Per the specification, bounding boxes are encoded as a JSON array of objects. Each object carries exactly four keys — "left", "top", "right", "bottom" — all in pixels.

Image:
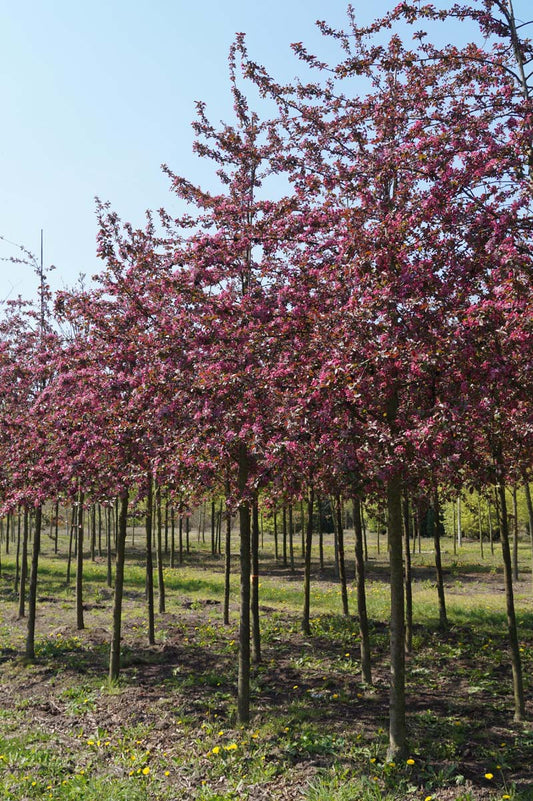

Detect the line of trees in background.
[{"left": 0, "top": 0, "right": 532, "bottom": 760}]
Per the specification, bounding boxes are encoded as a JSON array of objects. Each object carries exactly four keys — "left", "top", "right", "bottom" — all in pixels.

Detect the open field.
[{"left": 0, "top": 526, "right": 531, "bottom": 800}]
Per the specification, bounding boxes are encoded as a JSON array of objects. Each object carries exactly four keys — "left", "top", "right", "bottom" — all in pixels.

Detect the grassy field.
[{"left": 0, "top": 523, "right": 531, "bottom": 801}]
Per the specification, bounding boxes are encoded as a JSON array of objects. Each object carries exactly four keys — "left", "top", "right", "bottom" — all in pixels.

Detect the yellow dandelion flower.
[
  {"left": 406, "top": 758, "right": 415, "bottom": 765},
  {"left": 485, "top": 772, "right": 494, "bottom": 780},
  {"left": 225, "top": 743, "right": 238, "bottom": 751},
  {"left": 164, "top": 770, "right": 170, "bottom": 776},
  {"left": 142, "top": 766, "right": 150, "bottom": 775},
  {"left": 211, "top": 746, "right": 221, "bottom": 755}
]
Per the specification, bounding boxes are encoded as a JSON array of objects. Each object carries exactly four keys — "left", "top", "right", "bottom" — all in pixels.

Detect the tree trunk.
[
  {"left": 156, "top": 487, "right": 165, "bottom": 614},
  {"left": 98, "top": 504, "right": 102, "bottom": 557},
  {"left": 273, "top": 504, "right": 278, "bottom": 561},
  {"left": 251, "top": 496, "right": 261, "bottom": 663},
  {"left": 90, "top": 504, "right": 96, "bottom": 561},
  {"left": 478, "top": 496, "right": 485, "bottom": 559},
  {"left": 224, "top": 491, "right": 232, "bottom": 626},
  {"left": 335, "top": 495, "right": 349, "bottom": 616},
  {"left": 145, "top": 477, "right": 155, "bottom": 645},
  {"left": 317, "top": 494, "right": 324, "bottom": 570},
  {"left": 170, "top": 506, "right": 175, "bottom": 568},
  {"left": 211, "top": 499, "right": 216, "bottom": 555},
  {"left": 282, "top": 505, "right": 287, "bottom": 567},
  {"left": 302, "top": 488, "right": 314, "bottom": 636},
  {"left": 237, "top": 449, "right": 251, "bottom": 724},
  {"left": 433, "top": 490, "right": 448, "bottom": 630},
  {"left": 402, "top": 495, "right": 413, "bottom": 654},
  {"left": 353, "top": 495, "right": 372, "bottom": 683},
  {"left": 387, "top": 474, "right": 407, "bottom": 761},
  {"left": 512, "top": 487, "right": 519, "bottom": 582},
  {"left": 288, "top": 504, "right": 295, "bottom": 572},
  {"left": 523, "top": 477, "right": 533, "bottom": 592},
  {"left": 14, "top": 510, "right": 21, "bottom": 593},
  {"left": 496, "top": 479, "right": 525, "bottom": 721},
  {"left": 76, "top": 491, "right": 85, "bottom": 630},
  {"left": 300, "top": 500, "right": 305, "bottom": 557},
  {"left": 18, "top": 508, "right": 29, "bottom": 619},
  {"left": 109, "top": 490, "right": 129, "bottom": 682},
  {"left": 106, "top": 505, "right": 113, "bottom": 588},
  {"left": 25, "top": 506, "right": 42, "bottom": 661},
  {"left": 66, "top": 503, "right": 76, "bottom": 586}
]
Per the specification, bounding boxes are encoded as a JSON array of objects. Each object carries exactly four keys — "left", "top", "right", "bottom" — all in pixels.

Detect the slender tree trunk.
[
  {"left": 317, "top": 494, "right": 324, "bottom": 570},
  {"left": 478, "top": 496, "right": 485, "bottom": 559},
  {"left": 114, "top": 497, "right": 119, "bottom": 548},
  {"left": 496, "top": 477, "right": 525, "bottom": 721},
  {"left": 25, "top": 506, "right": 42, "bottom": 661},
  {"left": 66, "top": 503, "right": 76, "bottom": 586},
  {"left": 300, "top": 500, "right": 305, "bottom": 557},
  {"left": 98, "top": 504, "right": 102, "bottom": 557},
  {"left": 54, "top": 501, "right": 59, "bottom": 555},
  {"left": 273, "top": 504, "right": 278, "bottom": 561},
  {"left": 335, "top": 495, "right": 349, "bottom": 616},
  {"left": 512, "top": 487, "right": 519, "bottom": 582},
  {"left": 211, "top": 499, "right": 216, "bottom": 556},
  {"left": 302, "top": 488, "right": 314, "bottom": 636},
  {"left": 90, "top": 504, "right": 96, "bottom": 561},
  {"left": 452, "top": 499, "right": 457, "bottom": 555},
  {"left": 76, "top": 491, "right": 85, "bottom": 630},
  {"left": 179, "top": 515, "right": 183, "bottom": 565},
  {"left": 402, "top": 495, "right": 413, "bottom": 654},
  {"left": 288, "top": 504, "right": 295, "bottom": 572},
  {"left": 387, "top": 474, "right": 407, "bottom": 761},
  {"left": 186, "top": 516, "right": 190, "bottom": 553},
  {"left": 164, "top": 498, "right": 169, "bottom": 556},
  {"left": 488, "top": 496, "right": 494, "bottom": 555},
  {"left": 251, "top": 496, "right": 261, "bottom": 663},
  {"left": 362, "top": 503, "right": 368, "bottom": 563},
  {"left": 18, "top": 508, "right": 29, "bottom": 619},
  {"left": 433, "top": 490, "right": 448, "bottom": 630},
  {"left": 14, "top": 510, "right": 21, "bottom": 593},
  {"left": 106, "top": 505, "right": 113, "bottom": 588},
  {"left": 109, "top": 490, "right": 129, "bottom": 682},
  {"left": 354, "top": 495, "right": 372, "bottom": 683},
  {"left": 522, "top": 477, "right": 533, "bottom": 592},
  {"left": 282, "top": 506, "right": 287, "bottom": 567},
  {"left": 170, "top": 506, "right": 175, "bottom": 568},
  {"left": 156, "top": 487, "right": 165, "bottom": 614},
  {"left": 238, "top": 448, "right": 251, "bottom": 724},
  {"left": 145, "top": 477, "right": 155, "bottom": 645},
  {"left": 224, "top": 489, "right": 232, "bottom": 625}
]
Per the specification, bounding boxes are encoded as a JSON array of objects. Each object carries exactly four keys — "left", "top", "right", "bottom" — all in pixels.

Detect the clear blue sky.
[{"left": 0, "top": 1, "right": 528, "bottom": 303}]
